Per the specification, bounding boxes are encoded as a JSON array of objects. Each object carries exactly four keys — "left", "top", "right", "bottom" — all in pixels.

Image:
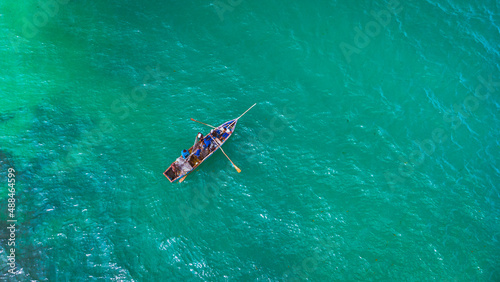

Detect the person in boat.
[
  {"left": 194, "top": 133, "right": 204, "bottom": 150},
  {"left": 203, "top": 136, "right": 212, "bottom": 150},
  {"left": 210, "top": 129, "right": 217, "bottom": 139},
  {"left": 171, "top": 163, "right": 177, "bottom": 175},
  {"left": 220, "top": 126, "right": 231, "bottom": 139},
  {"left": 181, "top": 149, "right": 189, "bottom": 159}
]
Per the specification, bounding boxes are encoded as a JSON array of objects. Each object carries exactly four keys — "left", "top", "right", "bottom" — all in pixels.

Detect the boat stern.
[{"left": 163, "top": 166, "right": 176, "bottom": 182}]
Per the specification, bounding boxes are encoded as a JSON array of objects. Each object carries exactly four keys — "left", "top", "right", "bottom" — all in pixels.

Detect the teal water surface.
[{"left": 1, "top": 0, "right": 499, "bottom": 280}]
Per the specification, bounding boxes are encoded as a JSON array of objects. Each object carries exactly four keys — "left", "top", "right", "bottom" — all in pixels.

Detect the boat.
[{"left": 163, "top": 104, "right": 256, "bottom": 183}]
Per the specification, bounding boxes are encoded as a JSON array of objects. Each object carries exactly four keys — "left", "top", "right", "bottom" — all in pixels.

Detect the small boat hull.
[{"left": 164, "top": 119, "right": 238, "bottom": 182}]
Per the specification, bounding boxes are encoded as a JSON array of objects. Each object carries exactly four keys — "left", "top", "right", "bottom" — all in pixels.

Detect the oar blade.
[{"left": 234, "top": 166, "right": 241, "bottom": 173}]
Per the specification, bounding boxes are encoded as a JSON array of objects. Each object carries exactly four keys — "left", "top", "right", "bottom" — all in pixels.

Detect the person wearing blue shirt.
[
  {"left": 203, "top": 137, "right": 211, "bottom": 149},
  {"left": 181, "top": 149, "right": 189, "bottom": 159}
]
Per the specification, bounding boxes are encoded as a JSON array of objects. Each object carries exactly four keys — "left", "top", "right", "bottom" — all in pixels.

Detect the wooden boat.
[{"left": 163, "top": 104, "right": 256, "bottom": 183}]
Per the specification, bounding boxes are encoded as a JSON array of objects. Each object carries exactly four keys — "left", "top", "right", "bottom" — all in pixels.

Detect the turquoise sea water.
[{"left": 1, "top": 0, "right": 499, "bottom": 280}]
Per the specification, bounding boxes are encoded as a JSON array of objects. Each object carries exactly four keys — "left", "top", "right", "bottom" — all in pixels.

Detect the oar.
[
  {"left": 191, "top": 103, "right": 256, "bottom": 129},
  {"left": 191, "top": 118, "right": 216, "bottom": 129},
  {"left": 213, "top": 138, "right": 241, "bottom": 173}
]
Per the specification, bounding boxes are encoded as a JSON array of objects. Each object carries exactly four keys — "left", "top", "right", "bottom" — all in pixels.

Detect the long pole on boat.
[
  {"left": 212, "top": 104, "right": 256, "bottom": 173},
  {"left": 236, "top": 103, "right": 257, "bottom": 121},
  {"left": 223, "top": 103, "right": 257, "bottom": 129},
  {"left": 191, "top": 118, "right": 216, "bottom": 129},
  {"left": 213, "top": 138, "right": 241, "bottom": 173},
  {"left": 191, "top": 103, "right": 256, "bottom": 129}
]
